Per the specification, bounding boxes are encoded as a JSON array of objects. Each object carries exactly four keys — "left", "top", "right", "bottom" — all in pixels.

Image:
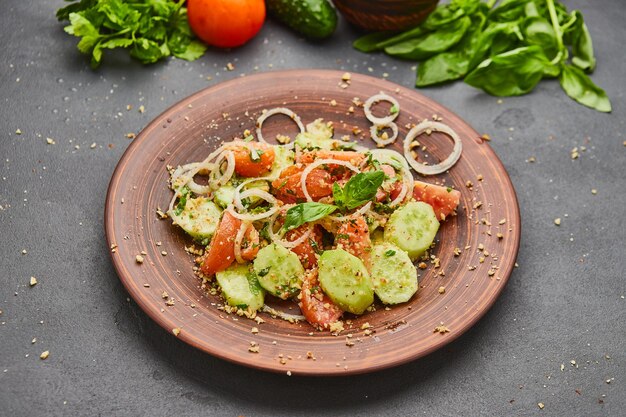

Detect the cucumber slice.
[
  {"left": 213, "top": 180, "right": 270, "bottom": 209},
  {"left": 168, "top": 196, "right": 221, "bottom": 240},
  {"left": 216, "top": 263, "right": 265, "bottom": 311},
  {"left": 267, "top": 145, "right": 295, "bottom": 180},
  {"left": 253, "top": 244, "right": 304, "bottom": 299},
  {"left": 371, "top": 243, "right": 418, "bottom": 304},
  {"left": 384, "top": 201, "right": 440, "bottom": 260},
  {"left": 213, "top": 183, "right": 236, "bottom": 209},
  {"left": 318, "top": 249, "right": 373, "bottom": 315}
]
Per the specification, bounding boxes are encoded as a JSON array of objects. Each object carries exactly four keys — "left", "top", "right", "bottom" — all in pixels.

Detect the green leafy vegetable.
[
  {"left": 174, "top": 186, "right": 191, "bottom": 216},
  {"left": 354, "top": 0, "right": 610, "bottom": 112},
  {"left": 559, "top": 64, "right": 611, "bottom": 113},
  {"left": 283, "top": 202, "right": 337, "bottom": 231},
  {"left": 333, "top": 171, "right": 385, "bottom": 211},
  {"left": 56, "top": 0, "right": 207, "bottom": 68},
  {"left": 384, "top": 249, "right": 396, "bottom": 257},
  {"left": 465, "top": 46, "right": 554, "bottom": 96}
]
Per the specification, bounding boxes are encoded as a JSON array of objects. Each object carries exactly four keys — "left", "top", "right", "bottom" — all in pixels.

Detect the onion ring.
[
  {"left": 233, "top": 177, "right": 273, "bottom": 211},
  {"left": 364, "top": 92, "right": 400, "bottom": 126},
  {"left": 267, "top": 207, "right": 314, "bottom": 249},
  {"left": 300, "top": 158, "right": 360, "bottom": 202},
  {"left": 255, "top": 107, "right": 305, "bottom": 145},
  {"left": 370, "top": 122, "right": 399, "bottom": 147},
  {"left": 261, "top": 304, "right": 305, "bottom": 322},
  {"left": 209, "top": 150, "right": 235, "bottom": 190},
  {"left": 403, "top": 120, "right": 462, "bottom": 176},
  {"left": 234, "top": 221, "right": 251, "bottom": 264}
]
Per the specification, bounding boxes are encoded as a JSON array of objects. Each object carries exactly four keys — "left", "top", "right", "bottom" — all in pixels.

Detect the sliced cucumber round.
[
  {"left": 371, "top": 243, "right": 418, "bottom": 304},
  {"left": 384, "top": 201, "right": 439, "bottom": 260},
  {"left": 318, "top": 249, "right": 373, "bottom": 315},
  {"left": 169, "top": 196, "right": 221, "bottom": 240},
  {"left": 216, "top": 263, "right": 265, "bottom": 311},
  {"left": 253, "top": 243, "right": 304, "bottom": 300}
]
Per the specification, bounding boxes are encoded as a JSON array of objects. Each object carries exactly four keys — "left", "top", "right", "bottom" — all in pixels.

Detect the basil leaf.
[
  {"left": 333, "top": 171, "right": 385, "bottom": 211},
  {"left": 488, "top": 0, "right": 528, "bottom": 22},
  {"left": 417, "top": 11, "right": 486, "bottom": 87},
  {"left": 465, "top": 46, "right": 554, "bottom": 96},
  {"left": 423, "top": 5, "right": 465, "bottom": 30},
  {"left": 468, "top": 22, "right": 522, "bottom": 71},
  {"left": 417, "top": 52, "right": 469, "bottom": 87},
  {"left": 385, "top": 16, "right": 471, "bottom": 61},
  {"left": 523, "top": 17, "right": 559, "bottom": 61},
  {"left": 565, "top": 11, "right": 596, "bottom": 72},
  {"left": 353, "top": 31, "right": 397, "bottom": 53},
  {"left": 559, "top": 64, "right": 611, "bottom": 112},
  {"left": 283, "top": 203, "right": 337, "bottom": 231}
]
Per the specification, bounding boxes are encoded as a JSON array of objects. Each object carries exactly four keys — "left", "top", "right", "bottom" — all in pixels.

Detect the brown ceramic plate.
[{"left": 105, "top": 69, "right": 520, "bottom": 376}]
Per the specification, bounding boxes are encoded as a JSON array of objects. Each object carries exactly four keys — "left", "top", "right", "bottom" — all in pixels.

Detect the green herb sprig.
[
  {"left": 280, "top": 171, "right": 385, "bottom": 231},
  {"left": 56, "top": 0, "right": 207, "bottom": 68},
  {"left": 354, "top": 0, "right": 611, "bottom": 112}
]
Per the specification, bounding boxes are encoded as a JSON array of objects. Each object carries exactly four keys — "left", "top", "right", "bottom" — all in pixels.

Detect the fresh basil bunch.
[{"left": 354, "top": 0, "right": 611, "bottom": 112}]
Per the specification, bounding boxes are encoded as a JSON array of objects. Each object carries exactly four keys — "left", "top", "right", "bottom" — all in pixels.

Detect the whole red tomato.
[{"left": 187, "top": 0, "right": 265, "bottom": 48}]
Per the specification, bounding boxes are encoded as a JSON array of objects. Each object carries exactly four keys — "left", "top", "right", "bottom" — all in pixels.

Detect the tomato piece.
[
  {"left": 412, "top": 180, "right": 461, "bottom": 221},
  {"left": 271, "top": 168, "right": 333, "bottom": 204},
  {"left": 299, "top": 268, "right": 343, "bottom": 330},
  {"left": 227, "top": 142, "right": 275, "bottom": 177},
  {"left": 287, "top": 225, "right": 322, "bottom": 269},
  {"left": 200, "top": 211, "right": 241, "bottom": 276},
  {"left": 375, "top": 164, "right": 400, "bottom": 202},
  {"left": 335, "top": 215, "right": 372, "bottom": 270},
  {"left": 187, "top": 0, "right": 265, "bottom": 48},
  {"left": 240, "top": 223, "right": 260, "bottom": 261}
]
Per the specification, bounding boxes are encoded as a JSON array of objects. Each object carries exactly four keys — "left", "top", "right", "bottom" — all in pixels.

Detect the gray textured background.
[{"left": 1, "top": 1, "right": 624, "bottom": 416}]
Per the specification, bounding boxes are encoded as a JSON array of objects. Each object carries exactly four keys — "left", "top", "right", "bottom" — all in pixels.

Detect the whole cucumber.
[{"left": 266, "top": 0, "right": 337, "bottom": 40}]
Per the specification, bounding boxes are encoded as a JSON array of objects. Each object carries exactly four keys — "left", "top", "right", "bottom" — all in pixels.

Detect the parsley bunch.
[
  {"left": 354, "top": 0, "right": 611, "bottom": 112},
  {"left": 56, "top": 0, "right": 207, "bottom": 68}
]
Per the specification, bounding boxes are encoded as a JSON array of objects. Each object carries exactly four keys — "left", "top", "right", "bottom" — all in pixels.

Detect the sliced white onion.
[
  {"left": 300, "top": 158, "right": 360, "bottom": 202},
  {"left": 327, "top": 201, "right": 372, "bottom": 222},
  {"left": 234, "top": 221, "right": 250, "bottom": 264},
  {"left": 403, "top": 120, "right": 462, "bottom": 176},
  {"left": 227, "top": 204, "right": 279, "bottom": 222},
  {"left": 267, "top": 209, "right": 313, "bottom": 248},
  {"left": 364, "top": 92, "right": 400, "bottom": 125},
  {"left": 389, "top": 167, "right": 413, "bottom": 207},
  {"left": 233, "top": 176, "right": 273, "bottom": 212},
  {"left": 256, "top": 107, "right": 305, "bottom": 145},
  {"left": 365, "top": 148, "right": 410, "bottom": 171},
  {"left": 167, "top": 143, "right": 236, "bottom": 215},
  {"left": 226, "top": 186, "right": 280, "bottom": 223},
  {"left": 370, "top": 121, "right": 399, "bottom": 147},
  {"left": 261, "top": 304, "right": 305, "bottom": 322},
  {"left": 209, "top": 150, "right": 235, "bottom": 190}
]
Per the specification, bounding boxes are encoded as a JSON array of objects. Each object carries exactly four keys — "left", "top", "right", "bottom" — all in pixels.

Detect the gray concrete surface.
[{"left": 1, "top": 0, "right": 624, "bottom": 416}]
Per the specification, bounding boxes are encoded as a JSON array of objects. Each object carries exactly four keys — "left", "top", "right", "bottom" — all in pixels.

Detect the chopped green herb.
[
  {"left": 257, "top": 267, "right": 271, "bottom": 277},
  {"left": 389, "top": 104, "right": 399, "bottom": 114},
  {"left": 243, "top": 135, "right": 254, "bottom": 142},
  {"left": 174, "top": 186, "right": 191, "bottom": 216},
  {"left": 56, "top": 0, "right": 207, "bottom": 68},
  {"left": 333, "top": 171, "right": 385, "bottom": 211},
  {"left": 249, "top": 147, "right": 261, "bottom": 162},
  {"left": 283, "top": 202, "right": 337, "bottom": 231},
  {"left": 384, "top": 249, "right": 396, "bottom": 257}
]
